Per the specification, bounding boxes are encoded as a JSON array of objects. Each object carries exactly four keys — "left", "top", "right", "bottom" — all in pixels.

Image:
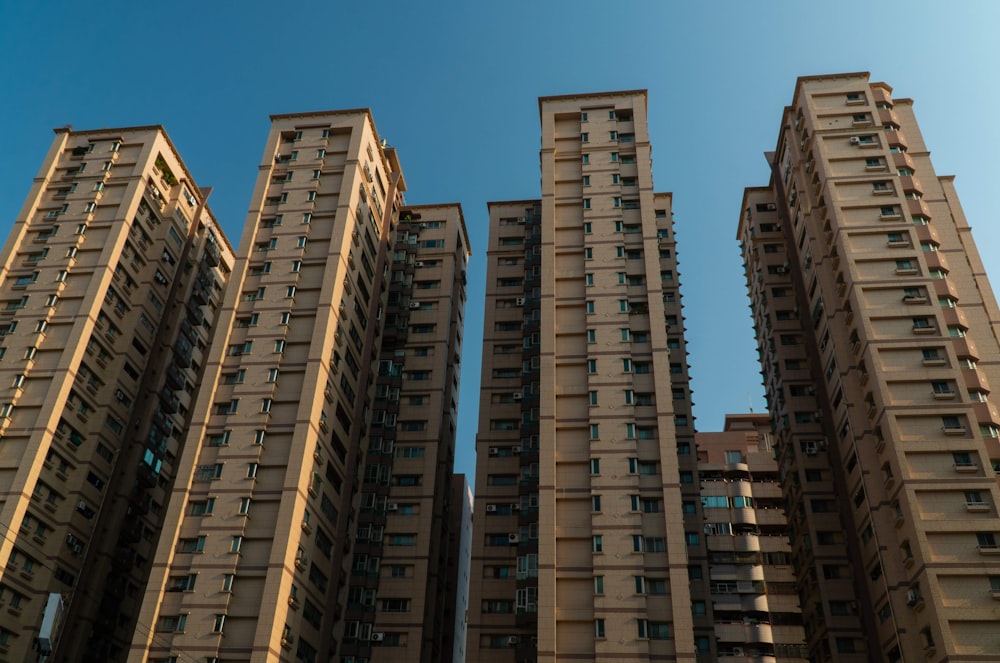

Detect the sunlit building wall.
[
  {"left": 468, "top": 90, "right": 697, "bottom": 662},
  {"left": 0, "top": 125, "right": 234, "bottom": 663},
  {"left": 739, "top": 72, "right": 1000, "bottom": 661}
]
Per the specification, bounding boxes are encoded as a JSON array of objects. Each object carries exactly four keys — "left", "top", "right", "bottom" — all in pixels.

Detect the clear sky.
[{"left": 2, "top": 1, "right": 999, "bottom": 490}]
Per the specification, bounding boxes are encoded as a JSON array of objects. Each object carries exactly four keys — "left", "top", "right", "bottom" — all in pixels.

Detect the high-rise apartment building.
[
  {"left": 739, "top": 72, "right": 1000, "bottom": 661},
  {"left": 128, "top": 111, "right": 469, "bottom": 663},
  {"left": 0, "top": 125, "right": 233, "bottom": 663},
  {"left": 468, "top": 90, "right": 697, "bottom": 661},
  {"left": 693, "top": 413, "right": 808, "bottom": 661},
  {"left": 339, "top": 203, "right": 469, "bottom": 662}
]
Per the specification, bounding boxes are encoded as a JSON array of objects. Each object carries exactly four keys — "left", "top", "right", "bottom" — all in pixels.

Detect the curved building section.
[{"left": 696, "top": 414, "right": 808, "bottom": 662}]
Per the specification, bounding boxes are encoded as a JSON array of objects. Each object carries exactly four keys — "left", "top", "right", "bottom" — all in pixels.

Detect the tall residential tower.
[
  {"left": 468, "top": 90, "right": 698, "bottom": 662},
  {"left": 739, "top": 73, "right": 1000, "bottom": 662},
  {"left": 0, "top": 126, "right": 234, "bottom": 663},
  {"left": 128, "top": 111, "right": 469, "bottom": 663}
]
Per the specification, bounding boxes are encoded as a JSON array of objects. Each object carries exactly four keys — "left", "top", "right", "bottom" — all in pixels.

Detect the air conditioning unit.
[
  {"left": 515, "top": 297, "right": 525, "bottom": 306},
  {"left": 508, "top": 533, "right": 520, "bottom": 544},
  {"left": 386, "top": 503, "right": 399, "bottom": 511},
  {"left": 850, "top": 136, "right": 861, "bottom": 145},
  {"left": 409, "top": 302, "right": 421, "bottom": 309},
  {"left": 906, "top": 589, "right": 920, "bottom": 606},
  {"left": 775, "top": 267, "right": 787, "bottom": 274},
  {"left": 488, "top": 447, "right": 500, "bottom": 456},
  {"left": 414, "top": 261, "right": 425, "bottom": 268},
  {"left": 512, "top": 504, "right": 521, "bottom": 511},
  {"left": 512, "top": 393, "right": 523, "bottom": 401},
  {"left": 506, "top": 636, "right": 519, "bottom": 646},
  {"left": 371, "top": 632, "right": 385, "bottom": 642},
  {"left": 766, "top": 203, "right": 777, "bottom": 211},
  {"left": 732, "top": 648, "right": 744, "bottom": 656},
  {"left": 804, "top": 442, "right": 818, "bottom": 455},
  {"left": 486, "top": 504, "right": 498, "bottom": 513},
  {"left": 77, "top": 500, "right": 88, "bottom": 511},
  {"left": 511, "top": 446, "right": 522, "bottom": 454}
]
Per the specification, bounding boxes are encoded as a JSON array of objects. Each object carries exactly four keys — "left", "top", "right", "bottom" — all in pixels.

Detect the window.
[
  {"left": 942, "top": 415, "right": 964, "bottom": 431},
  {"left": 592, "top": 535, "right": 603, "bottom": 553},
  {"left": 977, "top": 532, "right": 998, "bottom": 550},
  {"left": 589, "top": 424, "right": 599, "bottom": 440},
  {"left": 587, "top": 359, "right": 597, "bottom": 374},
  {"left": 594, "top": 619, "right": 605, "bottom": 638},
  {"left": 582, "top": 154, "right": 589, "bottom": 164},
  {"left": 212, "top": 614, "right": 226, "bottom": 633},
  {"left": 582, "top": 199, "right": 591, "bottom": 210},
  {"left": 580, "top": 133, "right": 589, "bottom": 142}
]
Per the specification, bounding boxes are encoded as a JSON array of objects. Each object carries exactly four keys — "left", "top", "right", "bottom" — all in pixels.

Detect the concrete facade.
[
  {"left": 694, "top": 414, "right": 809, "bottom": 662},
  {"left": 739, "top": 73, "right": 1000, "bottom": 661},
  {"left": 0, "top": 126, "right": 234, "bottom": 662},
  {"left": 468, "top": 91, "right": 697, "bottom": 662},
  {"left": 126, "top": 112, "right": 469, "bottom": 663},
  {"left": 339, "top": 203, "right": 470, "bottom": 663}
]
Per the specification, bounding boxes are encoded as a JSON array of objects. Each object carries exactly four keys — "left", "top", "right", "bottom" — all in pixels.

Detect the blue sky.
[{"left": 3, "top": 1, "right": 999, "bottom": 488}]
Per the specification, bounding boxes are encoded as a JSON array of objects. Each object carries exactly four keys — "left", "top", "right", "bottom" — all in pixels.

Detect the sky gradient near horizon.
[{"left": 3, "top": 1, "right": 1000, "bottom": 489}]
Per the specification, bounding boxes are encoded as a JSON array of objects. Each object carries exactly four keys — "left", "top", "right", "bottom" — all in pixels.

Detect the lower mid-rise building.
[{"left": 693, "top": 414, "right": 808, "bottom": 662}]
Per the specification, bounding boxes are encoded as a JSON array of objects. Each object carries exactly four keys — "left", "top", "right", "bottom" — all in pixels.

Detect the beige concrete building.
[
  {"left": 468, "top": 90, "right": 697, "bottom": 662},
  {"left": 338, "top": 203, "right": 470, "bottom": 663},
  {"left": 739, "top": 73, "right": 1000, "bottom": 662},
  {"left": 694, "top": 414, "right": 808, "bottom": 662},
  {"left": 0, "top": 125, "right": 234, "bottom": 662},
  {"left": 127, "top": 112, "right": 470, "bottom": 663}
]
